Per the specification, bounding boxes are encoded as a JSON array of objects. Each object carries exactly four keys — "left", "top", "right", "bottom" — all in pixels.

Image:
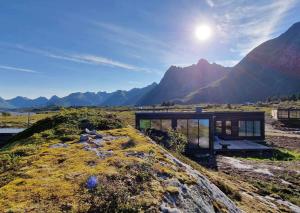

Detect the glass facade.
[
  {"left": 238, "top": 121, "right": 246, "bottom": 136},
  {"left": 278, "top": 110, "right": 289, "bottom": 119},
  {"left": 290, "top": 110, "right": 300, "bottom": 118},
  {"left": 151, "top": 119, "right": 161, "bottom": 130},
  {"left": 239, "top": 120, "right": 261, "bottom": 137},
  {"left": 161, "top": 120, "right": 172, "bottom": 131},
  {"left": 188, "top": 119, "right": 199, "bottom": 149},
  {"left": 175, "top": 119, "right": 210, "bottom": 149},
  {"left": 177, "top": 119, "right": 188, "bottom": 135},
  {"left": 246, "top": 121, "right": 254, "bottom": 136},
  {"left": 215, "top": 121, "right": 222, "bottom": 134},
  {"left": 198, "top": 119, "right": 209, "bottom": 149},
  {"left": 140, "top": 119, "right": 151, "bottom": 130},
  {"left": 225, "top": 121, "right": 231, "bottom": 135},
  {"left": 254, "top": 121, "right": 261, "bottom": 136}
]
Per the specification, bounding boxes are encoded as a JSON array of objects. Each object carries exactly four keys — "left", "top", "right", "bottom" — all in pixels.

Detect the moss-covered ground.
[{"left": 0, "top": 109, "right": 196, "bottom": 212}]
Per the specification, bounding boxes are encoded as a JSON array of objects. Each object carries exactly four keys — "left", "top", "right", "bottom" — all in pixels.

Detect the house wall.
[
  {"left": 213, "top": 112, "right": 265, "bottom": 140},
  {"left": 272, "top": 109, "right": 300, "bottom": 121}
]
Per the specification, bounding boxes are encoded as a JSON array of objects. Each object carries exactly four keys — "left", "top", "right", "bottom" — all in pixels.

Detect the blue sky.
[{"left": 0, "top": 0, "right": 300, "bottom": 99}]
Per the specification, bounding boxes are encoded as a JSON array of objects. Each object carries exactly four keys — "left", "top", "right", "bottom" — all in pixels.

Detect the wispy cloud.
[
  {"left": 213, "top": 0, "right": 296, "bottom": 56},
  {"left": 4, "top": 44, "right": 152, "bottom": 73},
  {"left": 0, "top": 65, "right": 40, "bottom": 73},
  {"left": 92, "top": 21, "right": 170, "bottom": 51},
  {"left": 205, "top": 0, "right": 215, "bottom": 7}
]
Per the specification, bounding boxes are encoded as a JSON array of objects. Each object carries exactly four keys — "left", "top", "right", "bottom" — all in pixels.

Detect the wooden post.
[{"left": 27, "top": 112, "right": 30, "bottom": 128}]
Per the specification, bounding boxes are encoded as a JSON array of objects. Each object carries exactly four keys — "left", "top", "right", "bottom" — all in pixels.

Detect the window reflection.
[
  {"left": 140, "top": 119, "right": 151, "bottom": 130},
  {"left": 177, "top": 119, "right": 188, "bottom": 135},
  {"left": 151, "top": 119, "right": 161, "bottom": 130},
  {"left": 225, "top": 121, "right": 231, "bottom": 135},
  {"left": 215, "top": 121, "right": 222, "bottom": 134},
  {"left": 198, "top": 119, "right": 209, "bottom": 149},
  {"left": 161, "top": 120, "right": 172, "bottom": 131}
]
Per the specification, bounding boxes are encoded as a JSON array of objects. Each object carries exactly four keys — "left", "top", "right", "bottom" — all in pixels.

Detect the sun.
[{"left": 195, "top": 24, "right": 212, "bottom": 41}]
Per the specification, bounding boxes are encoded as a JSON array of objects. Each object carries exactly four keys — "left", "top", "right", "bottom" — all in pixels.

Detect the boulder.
[{"left": 80, "top": 134, "right": 89, "bottom": 142}]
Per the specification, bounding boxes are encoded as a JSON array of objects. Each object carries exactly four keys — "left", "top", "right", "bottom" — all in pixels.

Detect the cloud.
[
  {"left": 205, "top": 0, "right": 215, "bottom": 7},
  {"left": 0, "top": 65, "right": 40, "bottom": 73},
  {"left": 92, "top": 21, "right": 170, "bottom": 51},
  {"left": 4, "top": 44, "right": 152, "bottom": 73},
  {"left": 70, "top": 54, "right": 139, "bottom": 70},
  {"left": 213, "top": 0, "right": 296, "bottom": 56}
]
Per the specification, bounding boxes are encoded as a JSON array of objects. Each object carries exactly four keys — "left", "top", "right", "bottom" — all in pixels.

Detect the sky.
[{"left": 0, "top": 0, "right": 300, "bottom": 99}]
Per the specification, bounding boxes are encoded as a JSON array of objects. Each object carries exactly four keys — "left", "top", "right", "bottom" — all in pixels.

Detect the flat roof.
[
  {"left": 274, "top": 108, "right": 300, "bottom": 110},
  {"left": 135, "top": 111, "right": 264, "bottom": 115},
  {"left": 0, "top": 128, "right": 25, "bottom": 134}
]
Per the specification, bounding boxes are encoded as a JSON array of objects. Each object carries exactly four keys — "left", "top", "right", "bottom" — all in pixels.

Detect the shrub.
[
  {"left": 121, "top": 139, "right": 136, "bottom": 149},
  {"left": 1, "top": 112, "right": 11, "bottom": 116},
  {"left": 146, "top": 129, "right": 188, "bottom": 154},
  {"left": 167, "top": 130, "right": 188, "bottom": 153}
]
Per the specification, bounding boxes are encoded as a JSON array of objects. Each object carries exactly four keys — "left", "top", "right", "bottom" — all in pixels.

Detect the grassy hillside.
[
  {"left": 0, "top": 109, "right": 240, "bottom": 212},
  {"left": 1, "top": 107, "right": 299, "bottom": 212}
]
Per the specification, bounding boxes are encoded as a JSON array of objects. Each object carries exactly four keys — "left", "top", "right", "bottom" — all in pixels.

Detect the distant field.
[
  {"left": 0, "top": 112, "right": 58, "bottom": 128},
  {"left": 1, "top": 101, "right": 299, "bottom": 128}
]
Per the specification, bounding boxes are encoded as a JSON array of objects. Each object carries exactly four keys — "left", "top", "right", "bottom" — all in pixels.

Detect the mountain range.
[
  {"left": 0, "top": 83, "right": 157, "bottom": 109},
  {"left": 1, "top": 22, "right": 300, "bottom": 109}
]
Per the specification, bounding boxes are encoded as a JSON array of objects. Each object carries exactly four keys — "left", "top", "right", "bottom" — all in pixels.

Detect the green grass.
[
  {"left": 0, "top": 112, "right": 57, "bottom": 128},
  {"left": 0, "top": 108, "right": 198, "bottom": 212},
  {"left": 244, "top": 149, "right": 300, "bottom": 161},
  {"left": 253, "top": 180, "right": 300, "bottom": 206}
]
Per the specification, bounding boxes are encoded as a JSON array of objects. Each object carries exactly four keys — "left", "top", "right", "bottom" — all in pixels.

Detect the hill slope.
[
  {"left": 0, "top": 109, "right": 240, "bottom": 212},
  {"left": 185, "top": 22, "right": 300, "bottom": 103},
  {"left": 138, "top": 59, "right": 230, "bottom": 105},
  {"left": 7, "top": 96, "right": 48, "bottom": 108},
  {"left": 0, "top": 97, "right": 12, "bottom": 109}
]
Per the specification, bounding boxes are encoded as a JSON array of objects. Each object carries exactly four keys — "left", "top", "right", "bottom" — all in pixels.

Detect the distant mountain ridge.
[
  {"left": 137, "top": 59, "right": 230, "bottom": 105},
  {"left": 0, "top": 83, "right": 157, "bottom": 109}
]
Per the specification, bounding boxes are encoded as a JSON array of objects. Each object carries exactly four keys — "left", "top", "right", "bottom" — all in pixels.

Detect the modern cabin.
[
  {"left": 135, "top": 110, "right": 265, "bottom": 154},
  {"left": 272, "top": 108, "right": 300, "bottom": 120},
  {"left": 0, "top": 128, "right": 24, "bottom": 147}
]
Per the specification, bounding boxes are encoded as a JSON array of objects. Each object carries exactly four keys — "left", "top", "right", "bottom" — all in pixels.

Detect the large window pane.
[
  {"left": 140, "top": 119, "right": 151, "bottom": 130},
  {"left": 226, "top": 121, "right": 231, "bottom": 135},
  {"left": 215, "top": 121, "right": 222, "bottom": 134},
  {"left": 161, "top": 120, "right": 172, "bottom": 131},
  {"left": 177, "top": 119, "right": 188, "bottom": 135},
  {"left": 278, "top": 110, "right": 289, "bottom": 118},
  {"left": 238, "top": 121, "right": 246, "bottom": 136},
  {"left": 199, "top": 119, "right": 209, "bottom": 149},
  {"left": 151, "top": 119, "right": 161, "bottom": 130},
  {"left": 254, "top": 121, "right": 261, "bottom": 136},
  {"left": 188, "top": 119, "right": 198, "bottom": 149},
  {"left": 290, "top": 111, "right": 299, "bottom": 118},
  {"left": 246, "top": 121, "right": 254, "bottom": 136}
]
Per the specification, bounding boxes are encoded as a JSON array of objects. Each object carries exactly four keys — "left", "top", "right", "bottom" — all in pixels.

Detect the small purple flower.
[{"left": 86, "top": 176, "right": 98, "bottom": 189}]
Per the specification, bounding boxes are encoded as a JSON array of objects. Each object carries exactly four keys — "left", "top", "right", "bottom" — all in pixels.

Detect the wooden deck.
[{"left": 214, "top": 137, "right": 272, "bottom": 152}]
